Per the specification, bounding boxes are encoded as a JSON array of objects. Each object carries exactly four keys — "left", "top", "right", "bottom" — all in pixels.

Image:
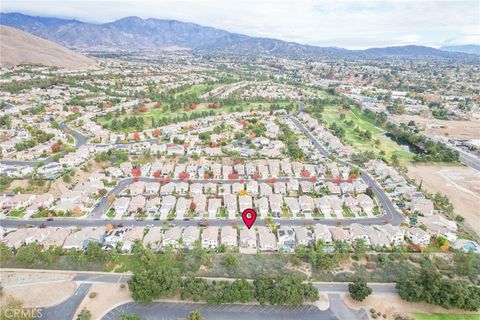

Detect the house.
[
  {"left": 326, "top": 182, "right": 341, "bottom": 195},
  {"left": 175, "top": 197, "right": 191, "bottom": 220},
  {"left": 63, "top": 227, "right": 104, "bottom": 250},
  {"left": 357, "top": 194, "right": 374, "bottom": 215},
  {"left": 405, "top": 227, "right": 431, "bottom": 246},
  {"left": 365, "top": 226, "right": 390, "bottom": 248},
  {"left": 130, "top": 181, "right": 146, "bottom": 196},
  {"left": 128, "top": 195, "right": 146, "bottom": 215},
  {"left": 182, "top": 226, "right": 200, "bottom": 250},
  {"left": 143, "top": 227, "right": 163, "bottom": 251},
  {"left": 202, "top": 226, "right": 219, "bottom": 250},
  {"left": 419, "top": 215, "right": 458, "bottom": 242},
  {"left": 175, "top": 182, "right": 189, "bottom": 195},
  {"left": 224, "top": 194, "right": 238, "bottom": 219},
  {"left": 160, "top": 195, "right": 176, "bottom": 218},
  {"left": 411, "top": 198, "right": 434, "bottom": 216},
  {"left": 208, "top": 198, "right": 222, "bottom": 219},
  {"left": 257, "top": 226, "right": 278, "bottom": 252},
  {"left": 328, "top": 197, "right": 344, "bottom": 217},
  {"left": 145, "top": 198, "right": 160, "bottom": 216},
  {"left": 204, "top": 182, "right": 217, "bottom": 195},
  {"left": 190, "top": 183, "right": 203, "bottom": 194},
  {"left": 255, "top": 197, "right": 269, "bottom": 218},
  {"left": 315, "top": 197, "right": 332, "bottom": 217},
  {"left": 259, "top": 183, "right": 273, "bottom": 197},
  {"left": 294, "top": 226, "right": 313, "bottom": 247},
  {"left": 268, "top": 194, "right": 283, "bottom": 217},
  {"left": 350, "top": 224, "right": 371, "bottom": 246},
  {"left": 277, "top": 226, "right": 296, "bottom": 252},
  {"left": 42, "top": 227, "right": 71, "bottom": 249},
  {"left": 25, "top": 193, "right": 54, "bottom": 216},
  {"left": 239, "top": 227, "right": 257, "bottom": 253},
  {"left": 114, "top": 197, "right": 130, "bottom": 216},
  {"left": 192, "top": 194, "right": 207, "bottom": 217},
  {"left": 382, "top": 224, "right": 405, "bottom": 245},
  {"left": 2, "top": 228, "right": 31, "bottom": 250},
  {"left": 5, "top": 194, "right": 36, "bottom": 210},
  {"left": 246, "top": 180, "right": 259, "bottom": 196},
  {"left": 314, "top": 224, "right": 332, "bottom": 244},
  {"left": 299, "top": 181, "right": 313, "bottom": 193},
  {"left": 221, "top": 226, "right": 238, "bottom": 248},
  {"left": 340, "top": 182, "right": 354, "bottom": 194},
  {"left": 329, "top": 227, "right": 351, "bottom": 244},
  {"left": 162, "top": 227, "right": 182, "bottom": 249},
  {"left": 273, "top": 182, "right": 287, "bottom": 195},
  {"left": 287, "top": 179, "right": 299, "bottom": 192},
  {"left": 160, "top": 183, "right": 175, "bottom": 195},
  {"left": 121, "top": 227, "right": 144, "bottom": 252},
  {"left": 145, "top": 182, "right": 160, "bottom": 196},
  {"left": 232, "top": 182, "right": 244, "bottom": 194},
  {"left": 238, "top": 195, "right": 253, "bottom": 212},
  {"left": 37, "top": 162, "right": 63, "bottom": 178},
  {"left": 299, "top": 195, "right": 314, "bottom": 218}
]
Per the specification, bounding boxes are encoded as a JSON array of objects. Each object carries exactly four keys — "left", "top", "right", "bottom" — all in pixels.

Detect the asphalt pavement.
[{"left": 37, "top": 283, "right": 92, "bottom": 320}]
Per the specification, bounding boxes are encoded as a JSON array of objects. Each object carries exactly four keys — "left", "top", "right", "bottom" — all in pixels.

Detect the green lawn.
[
  {"left": 320, "top": 105, "right": 414, "bottom": 165},
  {"left": 106, "top": 208, "right": 116, "bottom": 218},
  {"left": 8, "top": 209, "right": 25, "bottom": 217},
  {"left": 413, "top": 313, "right": 480, "bottom": 320},
  {"left": 98, "top": 100, "right": 293, "bottom": 133}
]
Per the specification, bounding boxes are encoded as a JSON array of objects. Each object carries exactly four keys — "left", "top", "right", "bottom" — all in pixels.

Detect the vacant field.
[
  {"left": 321, "top": 105, "right": 414, "bottom": 164},
  {"left": 407, "top": 164, "right": 480, "bottom": 234},
  {"left": 394, "top": 114, "right": 480, "bottom": 140}
]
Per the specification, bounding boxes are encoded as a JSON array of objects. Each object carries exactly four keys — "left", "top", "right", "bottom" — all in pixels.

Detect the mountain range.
[
  {"left": 0, "top": 25, "right": 96, "bottom": 69},
  {"left": 1, "top": 12, "right": 478, "bottom": 59}
]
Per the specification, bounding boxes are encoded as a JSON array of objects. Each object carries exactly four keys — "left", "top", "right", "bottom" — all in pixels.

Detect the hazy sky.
[{"left": 1, "top": 0, "right": 479, "bottom": 49}]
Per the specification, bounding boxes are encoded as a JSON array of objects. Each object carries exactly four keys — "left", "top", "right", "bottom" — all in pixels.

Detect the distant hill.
[
  {"left": 0, "top": 12, "right": 475, "bottom": 59},
  {"left": 440, "top": 45, "right": 480, "bottom": 55},
  {"left": 0, "top": 25, "right": 96, "bottom": 69}
]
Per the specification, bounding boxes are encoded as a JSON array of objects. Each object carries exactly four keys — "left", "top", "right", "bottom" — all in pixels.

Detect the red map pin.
[{"left": 242, "top": 208, "right": 257, "bottom": 229}]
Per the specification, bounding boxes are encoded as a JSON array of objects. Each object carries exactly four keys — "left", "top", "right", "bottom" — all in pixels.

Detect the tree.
[
  {"left": 348, "top": 277, "right": 372, "bottom": 301},
  {"left": 353, "top": 238, "right": 368, "bottom": 259},
  {"left": 77, "top": 308, "right": 92, "bottom": 320},
  {"left": 188, "top": 311, "right": 203, "bottom": 320},
  {"left": 180, "top": 276, "right": 208, "bottom": 302},
  {"left": 224, "top": 253, "right": 239, "bottom": 269},
  {"left": 128, "top": 266, "right": 181, "bottom": 303}
]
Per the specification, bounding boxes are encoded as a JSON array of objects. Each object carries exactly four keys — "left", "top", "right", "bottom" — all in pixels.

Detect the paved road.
[
  {"left": 37, "top": 283, "right": 92, "bottom": 320},
  {"left": 0, "top": 124, "right": 87, "bottom": 167},
  {"left": 288, "top": 115, "right": 404, "bottom": 226}
]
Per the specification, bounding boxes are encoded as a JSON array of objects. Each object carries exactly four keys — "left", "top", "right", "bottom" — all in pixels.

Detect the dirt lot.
[
  {"left": 0, "top": 269, "right": 76, "bottom": 308},
  {"left": 407, "top": 165, "right": 480, "bottom": 234},
  {"left": 394, "top": 115, "right": 480, "bottom": 140},
  {"left": 344, "top": 293, "right": 479, "bottom": 319},
  {"left": 73, "top": 283, "right": 132, "bottom": 320},
  {"left": 1, "top": 282, "right": 76, "bottom": 308}
]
